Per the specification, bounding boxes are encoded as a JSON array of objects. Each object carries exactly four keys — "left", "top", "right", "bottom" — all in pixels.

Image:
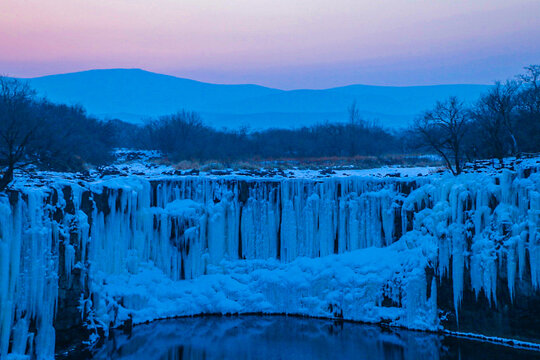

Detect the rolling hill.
[{"left": 20, "top": 69, "right": 490, "bottom": 129}]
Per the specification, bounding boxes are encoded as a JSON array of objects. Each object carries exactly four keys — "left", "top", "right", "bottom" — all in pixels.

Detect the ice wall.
[
  {"left": 401, "top": 170, "right": 540, "bottom": 318},
  {"left": 0, "top": 165, "right": 539, "bottom": 359},
  {"left": 1, "top": 190, "right": 61, "bottom": 359},
  {"left": 87, "top": 176, "right": 413, "bottom": 286}
]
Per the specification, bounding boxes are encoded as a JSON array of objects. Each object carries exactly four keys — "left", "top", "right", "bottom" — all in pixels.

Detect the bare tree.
[
  {"left": 414, "top": 97, "right": 469, "bottom": 175},
  {"left": 0, "top": 77, "right": 39, "bottom": 191},
  {"left": 472, "top": 81, "right": 520, "bottom": 160},
  {"left": 144, "top": 111, "right": 209, "bottom": 159},
  {"left": 346, "top": 100, "right": 369, "bottom": 156},
  {"left": 348, "top": 100, "right": 361, "bottom": 125},
  {"left": 486, "top": 81, "right": 519, "bottom": 154},
  {"left": 518, "top": 65, "right": 540, "bottom": 114}
]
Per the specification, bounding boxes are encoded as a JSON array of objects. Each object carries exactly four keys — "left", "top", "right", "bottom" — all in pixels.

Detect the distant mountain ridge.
[{"left": 18, "top": 68, "right": 490, "bottom": 129}]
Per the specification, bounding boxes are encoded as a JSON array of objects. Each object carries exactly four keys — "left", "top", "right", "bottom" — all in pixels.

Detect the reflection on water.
[{"left": 80, "top": 316, "right": 539, "bottom": 360}]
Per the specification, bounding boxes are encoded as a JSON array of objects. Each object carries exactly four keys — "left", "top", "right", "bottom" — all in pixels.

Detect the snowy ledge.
[
  {"left": 444, "top": 330, "right": 540, "bottom": 351},
  {"left": 9, "top": 151, "right": 539, "bottom": 191}
]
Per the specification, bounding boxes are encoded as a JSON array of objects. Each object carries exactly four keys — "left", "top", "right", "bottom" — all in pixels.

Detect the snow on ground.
[
  {"left": 9, "top": 150, "right": 540, "bottom": 192},
  {"left": 9, "top": 149, "right": 441, "bottom": 191},
  {"left": 444, "top": 330, "right": 540, "bottom": 351}
]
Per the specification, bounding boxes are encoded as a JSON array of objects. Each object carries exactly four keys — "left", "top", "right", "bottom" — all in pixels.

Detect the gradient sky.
[{"left": 1, "top": 0, "right": 539, "bottom": 89}]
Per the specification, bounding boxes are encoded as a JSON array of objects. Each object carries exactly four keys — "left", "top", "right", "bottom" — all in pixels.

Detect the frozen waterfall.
[{"left": 0, "top": 165, "right": 539, "bottom": 359}]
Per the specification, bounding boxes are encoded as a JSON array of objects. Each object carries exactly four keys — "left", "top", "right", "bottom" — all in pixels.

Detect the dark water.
[{"left": 68, "top": 316, "right": 540, "bottom": 360}]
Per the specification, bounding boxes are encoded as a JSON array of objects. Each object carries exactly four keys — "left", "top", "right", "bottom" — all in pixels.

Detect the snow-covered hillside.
[{"left": 0, "top": 157, "right": 539, "bottom": 359}]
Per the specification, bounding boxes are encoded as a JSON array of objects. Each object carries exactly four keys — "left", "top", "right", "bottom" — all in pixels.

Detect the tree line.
[
  {"left": 1, "top": 65, "right": 539, "bottom": 190},
  {"left": 0, "top": 77, "right": 116, "bottom": 189},
  {"left": 131, "top": 102, "right": 398, "bottom": 161},
  {"left": 129, "top": 65, "right": 540, "bottom": 169},
  {"left": 411, "top": 65, "right": 540, "bottom": 174}
]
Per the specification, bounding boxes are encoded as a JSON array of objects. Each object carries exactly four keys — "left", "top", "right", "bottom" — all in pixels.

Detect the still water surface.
[{"left": 76, "top": 316, "right": 540, "bottom": 359}]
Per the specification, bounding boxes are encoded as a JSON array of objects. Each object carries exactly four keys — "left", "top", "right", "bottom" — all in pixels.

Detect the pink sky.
[{"left": 1, "top": 0, "right": 539, "bottom": 89}]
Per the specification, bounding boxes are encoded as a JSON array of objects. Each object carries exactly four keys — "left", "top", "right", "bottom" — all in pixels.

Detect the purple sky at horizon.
[{"left": 1, "top": 0, "right": 539, "bottom": 89}]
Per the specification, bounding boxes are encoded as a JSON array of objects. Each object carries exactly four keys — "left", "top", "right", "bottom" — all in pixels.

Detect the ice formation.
[{"left": 0, "top": 162, "right": 539, "bottom": 359}]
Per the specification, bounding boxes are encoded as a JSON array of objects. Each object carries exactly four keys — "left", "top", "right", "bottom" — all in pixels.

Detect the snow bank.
[{"left": 91, "top": 238, "right": 437, "bottom": 332}]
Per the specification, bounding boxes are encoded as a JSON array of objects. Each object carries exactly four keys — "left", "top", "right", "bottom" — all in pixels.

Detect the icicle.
[
  {"left": 65, "top": 243, "right": 76, "bottom": 285},
  {"left": 506, "top": 238, "right": 517, "bottom": 301},
  {"left": 450, "top": 225, "right": 465, "bottom": 319},
  {"left": 0, "top": 195, "right": 21, "bottom": 359}
]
